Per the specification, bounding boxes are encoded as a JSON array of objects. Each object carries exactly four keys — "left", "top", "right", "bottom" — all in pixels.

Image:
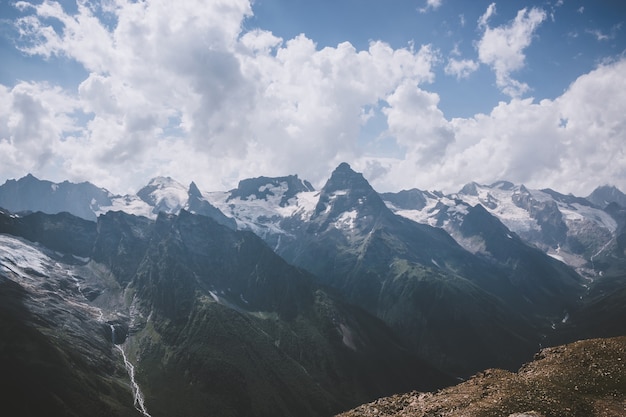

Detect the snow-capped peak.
[{"left": 137, "top": 176, "right": 188, "bottom": 215}]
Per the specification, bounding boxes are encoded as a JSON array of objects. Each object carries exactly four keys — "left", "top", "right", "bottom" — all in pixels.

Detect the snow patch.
[
  {"left": 0, "top": 235, "right": 49, "bottom": 278},
  {"left": 97, "top": 195, "right": 154, "bottom": 219},
  {"left": 338, "top": 323, "right": 357, "bottom": 351},
  {"left": 205, "top": 187, "right": 319, "bottom": 237},
  {"left": 334, "top": 210, "right": 358, "bottom": 231},
  {"left": 547, "top": 252, "right": 565, "bottom": 262}
]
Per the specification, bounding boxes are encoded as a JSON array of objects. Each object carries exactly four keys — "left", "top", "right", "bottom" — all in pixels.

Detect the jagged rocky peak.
[
  {"left": 186, "top": 181, "right": 237, "bottom": 230},
  {"left": 321, "top": 162, "right": 371, "bottom": 193},
  {"left": 587, "top": 185, "right": 626, "bottom": 208},
  {"left": 228, "top": 174, "right": 314, "bottom": 207},
  {"left": 187, "top": 181, "right": 202, "bottom": 199},
  {"left": 314, "top": 163, "right": 387, "bottom": 219}
]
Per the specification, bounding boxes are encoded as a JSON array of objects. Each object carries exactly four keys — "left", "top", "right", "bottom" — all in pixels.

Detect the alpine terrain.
[{"left": 1, "top": 164, "right": 626, "bottom": 416}]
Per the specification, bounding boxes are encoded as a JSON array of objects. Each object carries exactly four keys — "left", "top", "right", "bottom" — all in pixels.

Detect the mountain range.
[{"left": 1, "top": 165, "right": 625, "bottom": 416}]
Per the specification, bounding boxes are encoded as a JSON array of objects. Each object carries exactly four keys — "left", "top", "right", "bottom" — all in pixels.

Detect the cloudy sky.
[{"left": 0, "top": 0, "right": 625, "bottom": 195}]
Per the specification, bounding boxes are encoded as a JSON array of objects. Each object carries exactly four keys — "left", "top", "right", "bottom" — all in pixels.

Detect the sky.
[{"left": 0, "top": 0, "right": 625, "bottom": 196}]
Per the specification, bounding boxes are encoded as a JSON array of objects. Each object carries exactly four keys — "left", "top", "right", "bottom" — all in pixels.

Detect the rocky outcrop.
[{"left": 336, "top": 336, "right": 626, "bottom": 417}]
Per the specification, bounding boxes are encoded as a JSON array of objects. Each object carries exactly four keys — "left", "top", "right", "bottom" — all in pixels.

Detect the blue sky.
[
  {"left": 0, "top": 0, "right": 625, "bottom": 195},
  {"left": 249, "top": 0, "right": 626, "bottom": 116}
]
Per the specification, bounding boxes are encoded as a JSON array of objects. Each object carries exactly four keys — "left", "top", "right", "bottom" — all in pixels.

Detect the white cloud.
[
  {"left": 363, "top": 58, "right": 626, "bottom": 196},
  {"left": 383, "top": 81, "right": 454, "bottom": 164},
  {"left": 445, "top": 58, "right": 479, "bottom": 79},
  {"left": 477, "top": 3, "right": 496, "bottom": 29},
  {"left": 586, "top": 24, "right": 622, "bottom": 42},
  {"left": 1, "top": 0, "right": 625, "bottom": 199},
  {"left": 419, "top": 0, "right": 443, "bottom": 14},
  {"left": 476, "top": 5, "right": 547, "bottom": 97},
  {"left": 0, "top": 82, "right": 81, "bottom": 179},
  {"left": 2, "top": 0, "right": 439, "bottom": 192}
]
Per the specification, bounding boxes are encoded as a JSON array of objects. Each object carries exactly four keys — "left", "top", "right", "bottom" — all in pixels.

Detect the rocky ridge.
[{"left": 336, "top": 336, "right": 626, "bottom": 417}]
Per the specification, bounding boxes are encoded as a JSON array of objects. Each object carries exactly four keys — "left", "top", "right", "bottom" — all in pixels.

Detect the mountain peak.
[
  {"left": 587, "top": 185, "right": 626, "bottom": 208},
  {"left": 137, "top": 176, "right": 187, "bottom": 214},
  {"left": 336, "top": 162, "right": 352, "bottom": 171},
  {"left": 188, "top": 181, "right": 202, "bottom": 199},
  {"left": 323, "top": 163, "right": 371, "bottom": 193},
  {"left": 313, "top": 163, "right": 388, "bottom": 226},
  {"left": 144, "top": 176, "right": 183, "bottom": 188}
]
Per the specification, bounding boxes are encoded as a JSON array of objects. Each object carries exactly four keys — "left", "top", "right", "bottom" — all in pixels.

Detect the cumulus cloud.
[
  {"left": 2, "top": 0, "right": 439, "bottom": 191},
  {"left": 1, "top": 0, "right": 625, "bottom": 198},
  {"left": 476, "top": 4, "right": 546, "bottom": 97},
  {"left": 383, "top": 81, "right": 454, "bottom": 163},
  {"left": 362, "top": 58, "right": 626, "bottom": 196},
  {"left": 0, "top": 82, "right": 81, "bottom": 178}
]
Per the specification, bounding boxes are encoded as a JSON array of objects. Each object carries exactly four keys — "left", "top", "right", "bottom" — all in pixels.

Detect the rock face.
[
  {"left": 0, "top": 208, "right": 451, "bottom": 417},
  {"left": 0, "top": 235, "right": 137, "bottom": 417},
  {"left": 336, "top": 336, "right": 626, "bottom": 417}
]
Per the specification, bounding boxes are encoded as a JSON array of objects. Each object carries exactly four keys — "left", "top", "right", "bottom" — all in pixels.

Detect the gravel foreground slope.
[{"left": 336, "top": 336, "right": 626, "bottom": 417}]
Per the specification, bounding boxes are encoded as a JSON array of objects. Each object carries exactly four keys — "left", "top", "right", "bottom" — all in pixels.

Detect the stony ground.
[{"left": 336, "top": 336, "right": 626, "bottom": 417}]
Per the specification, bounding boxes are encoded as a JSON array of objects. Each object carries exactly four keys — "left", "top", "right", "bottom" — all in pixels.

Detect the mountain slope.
[
  {"left": 0, "top": 174, "right": 113, "bottom": 221},
  {"left": 383, "top": 181, "right": 619, "bottom": 278},
  {"left": 0, "top": 234, "right": 137, "bottom": 417},
  {"left": 275, "top": 164, "right": 585, "bottom": 375},
  {"left": 113, "top": 209, "right": 451, "bottom": 416},
  {"left": 0, "top": 208, "right": 451, "bottom": 417},
  {"left": 337, "top": 336, "right": 626, "bottom": 417},
  {"left": 587, "top": 185, "right": 626, "bottom": 208}
]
